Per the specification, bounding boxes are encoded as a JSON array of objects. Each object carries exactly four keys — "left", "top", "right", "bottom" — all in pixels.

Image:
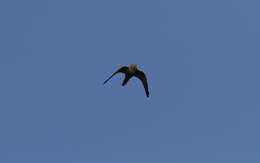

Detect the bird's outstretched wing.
[
  {"left": 134, "top": 70, "right": 149, "bottom": 97},
  {"left": 103, "top": 66, "right": 128, "bottom": 84}
]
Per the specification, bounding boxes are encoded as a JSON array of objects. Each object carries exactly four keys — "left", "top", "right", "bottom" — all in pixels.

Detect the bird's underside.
[{"left": 103, "top": 65, "right": 150, "bottom": 97}]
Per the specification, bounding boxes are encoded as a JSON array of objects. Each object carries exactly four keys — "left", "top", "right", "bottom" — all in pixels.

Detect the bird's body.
[{"left": 103, "top": 64, "right": 150, "bottom": 97}]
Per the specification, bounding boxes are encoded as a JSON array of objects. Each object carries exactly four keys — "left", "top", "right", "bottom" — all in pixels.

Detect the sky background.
[{"left": 0, "top": 0, "right": 260, "bottom": 162}]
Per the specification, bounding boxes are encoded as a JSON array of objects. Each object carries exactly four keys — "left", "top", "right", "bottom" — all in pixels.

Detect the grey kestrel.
[{"left": 103, "top": 64, "right": 150, "bottom": 97}]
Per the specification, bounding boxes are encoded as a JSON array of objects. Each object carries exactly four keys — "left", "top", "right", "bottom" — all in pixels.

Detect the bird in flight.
[{"left": 103, "top": 64, "right": 150, "bottom": 97}]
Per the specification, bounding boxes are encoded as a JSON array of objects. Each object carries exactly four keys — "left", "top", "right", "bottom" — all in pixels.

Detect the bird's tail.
[{"left": 122, "top": 76, "right": 131, "bottom": 86}]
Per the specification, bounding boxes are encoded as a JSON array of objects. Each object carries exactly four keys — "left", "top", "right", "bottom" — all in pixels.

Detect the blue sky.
[{"left": 0, "top": 0, "right": 259, "bottom": 162}]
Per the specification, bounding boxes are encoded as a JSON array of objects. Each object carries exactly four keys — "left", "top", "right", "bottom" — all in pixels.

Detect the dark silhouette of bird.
[{"left": 103, "top": 64, "right": 150, "bottom": 97}]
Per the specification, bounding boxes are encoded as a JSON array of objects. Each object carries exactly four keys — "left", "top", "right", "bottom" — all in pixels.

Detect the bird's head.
[{"left": 129, "top": 64, "right": 137, "bottom": 71}]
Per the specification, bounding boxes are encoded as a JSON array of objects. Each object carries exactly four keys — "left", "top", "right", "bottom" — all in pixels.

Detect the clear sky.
[{"left": 0, "top": 0, "right": 259, "bottom": 162}]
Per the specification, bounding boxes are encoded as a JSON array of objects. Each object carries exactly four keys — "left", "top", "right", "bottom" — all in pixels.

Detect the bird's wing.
[
  {"left": 103, "top": 66, "right": 128, "bottom": 84},
  {"left": 134, "top": 70, "right": 149, "bottom": 97}
]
